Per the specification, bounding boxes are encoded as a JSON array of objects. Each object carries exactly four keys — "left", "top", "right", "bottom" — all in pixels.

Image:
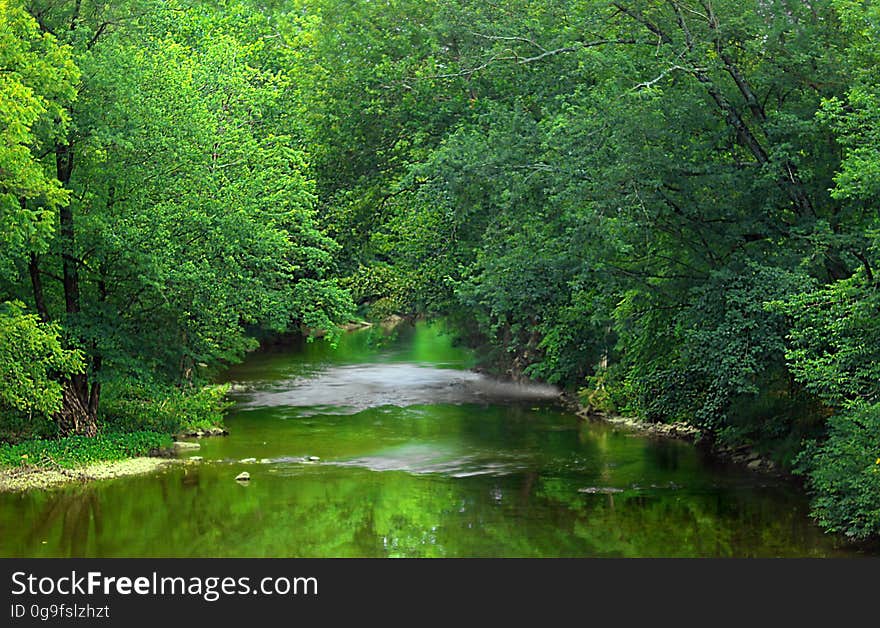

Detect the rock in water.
[
  {"left": 235, "top": 472, "right": 250, "bottom": 482},
  {"left": 306, "top": 456, "right": 320, "bottom": 462},
  {"left": 240, "top": 458, "right": 257, "bottom": 463},
  {"left": 578, "top": 487, "right": 624, "bottom": 494},
  {"left": 173, "top": 441, "right": 200, "bottom": 451}
]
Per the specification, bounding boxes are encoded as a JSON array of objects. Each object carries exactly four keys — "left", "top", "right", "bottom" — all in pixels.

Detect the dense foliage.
[
  {"left": 1, "top": 0, "right": 878, "bottom": 540},
  {"left": 0, "top": 0, "right": 354, "bottom": 443},
  {"left": 287, "top": 0, "right": 880, "bottom": 540}
]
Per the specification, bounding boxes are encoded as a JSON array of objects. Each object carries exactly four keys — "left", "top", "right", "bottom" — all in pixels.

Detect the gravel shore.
[{"left": 0, "top": 457, "right": 178, "bottom": 492}]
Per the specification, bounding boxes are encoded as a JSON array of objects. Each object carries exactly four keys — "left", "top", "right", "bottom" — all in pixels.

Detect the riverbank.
[
  {"left": 577, "top": 408, "right": 703, "bottom": 441},
  {"left": 0, "top": 430, "right": 231, "bottom": 493},
  {"left": 0, "top": 428, "right": 197, "bottom": 493},
  {"left": 0, "top": 456, "right": 180, "bottom": 492},
  {"left": 561, "top": 393, "right": 785, "bottom": 476}
]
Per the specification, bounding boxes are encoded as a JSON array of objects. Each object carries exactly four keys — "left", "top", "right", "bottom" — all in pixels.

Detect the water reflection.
[{"left": 20, "top": 490, "right": 103, "bottom": 556}]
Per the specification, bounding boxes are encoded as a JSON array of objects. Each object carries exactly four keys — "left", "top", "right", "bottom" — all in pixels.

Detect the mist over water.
[{"left": 239, "top": 362, "right": 560, "bottom": 414}]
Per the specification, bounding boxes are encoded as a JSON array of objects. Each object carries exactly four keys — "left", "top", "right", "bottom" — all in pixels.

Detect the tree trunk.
[
  {"left": 56, "top": 144, "right": 80, "bottom": 316},
  {"left": 55, "top": 380, "right": 98, "bottom": 437},
  {"left": 54, "top": 142, "right": 98, "bottom": 435},
  {"left": 87, "top": 355, "right": 102, "bottom": 417}
]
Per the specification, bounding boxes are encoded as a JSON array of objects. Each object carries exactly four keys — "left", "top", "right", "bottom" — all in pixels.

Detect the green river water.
[{"left": 0, "top": 322, "right": 862, "bottom": 557}]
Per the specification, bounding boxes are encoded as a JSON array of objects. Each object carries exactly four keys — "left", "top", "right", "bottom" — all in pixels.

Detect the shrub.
[
  {"left": 0, "top": 301, "right": 84, "bottom": 425},
  {"left": 0, "top": 431, "right": 172, "bottom": 469},
  {"left": 101, "top": 382, "right": 231, "bottom": 435},
  {"left": 0, "top": 408, "right": 58, "bottom": 444},
  {"left": 796, "top": 402, "right": 880, "bottom": 540}
]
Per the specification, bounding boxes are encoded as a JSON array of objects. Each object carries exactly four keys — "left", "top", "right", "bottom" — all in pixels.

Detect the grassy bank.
[
  {"left": 0, "top": 382, "right": 231, "bottom": 492},
  {"left": 0, "top": 431, "right": 172, "bottom": 470},
  {"left": 0, "top": 431, "right": 177, "bottom": 492}
]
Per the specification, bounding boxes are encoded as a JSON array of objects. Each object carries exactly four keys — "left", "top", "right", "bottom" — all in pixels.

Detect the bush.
[
  {"left": 101, "top": 382, "right": 231, "bottom": 435},
  {"left": 0, "top": 408, "right": 58, "bottom": 444},
  {"left": 631, "top": 367, "right": 708, "bottom": 424},
  {"left": 579, "top": 364, "right": 629, "bottom": 415},
  {"left": 0, "top": 301, "right": 84, "bottom": 428},
  {"left": 796, "top": 402, "right": 880, "bottom": 541},
  {"left": 0, "top": 431, "right": 172, "bottom": 469}
]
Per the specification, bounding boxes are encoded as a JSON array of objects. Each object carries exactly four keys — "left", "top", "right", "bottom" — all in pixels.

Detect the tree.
[
  {"left": 776, "top": 0, "right": 880, "bottom": 539},
  {"left": 0, "top": 0, "right": 82, "bottom": 436},
  {"left": 0, "top": 0, "right": 77, "bottom": 281},
  {"left": 1, "top": 0, "right": 353, "bottom": 436}
]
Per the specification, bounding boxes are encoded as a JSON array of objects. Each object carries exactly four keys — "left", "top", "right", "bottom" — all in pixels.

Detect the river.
[{"left": 0, "top": 322, "right": 861, "bottom": 557}]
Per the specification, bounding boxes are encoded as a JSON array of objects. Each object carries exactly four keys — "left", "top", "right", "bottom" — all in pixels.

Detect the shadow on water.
[{"left": 0, "top": 322, "right": 868, "bottom": 557}]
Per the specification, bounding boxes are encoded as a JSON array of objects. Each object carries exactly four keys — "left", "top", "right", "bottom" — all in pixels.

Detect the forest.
[{"left": 1, "top": 0, "right": 878, "bottom": 543}]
